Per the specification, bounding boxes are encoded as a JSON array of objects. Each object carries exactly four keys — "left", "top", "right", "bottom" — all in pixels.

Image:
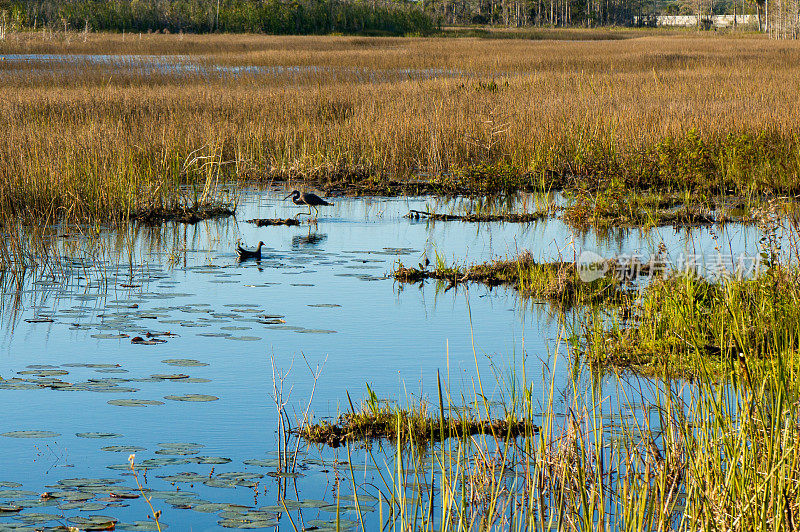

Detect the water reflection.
[{"left": 292, "top": 229, "right": 328, "bottom": 249}]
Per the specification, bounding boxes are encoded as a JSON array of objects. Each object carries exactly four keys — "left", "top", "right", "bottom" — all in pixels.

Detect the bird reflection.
[{"left": 291, "top": 228, "right": 327, "bottom": 249}]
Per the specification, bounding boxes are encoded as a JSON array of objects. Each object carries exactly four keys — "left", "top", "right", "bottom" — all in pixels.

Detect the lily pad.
[
  {"left": 0, "top": 490, "right": 38, "bottom": 498},
  {"left": 161, "top": 359, "right": 208, "bottom": 367},
  {"left": 76, "top": 432, "right": 123, "bottom": 439},
  {"left": 14, "top": 512, "right": 61, "bottom": 523},
  {"left": 190, "top": 456, "right": 232, "bottom": 465},
  {"left": 102, "top": 445, "right": 146, "bottom": 453},
  {"left": 163, "top": 394, "right": 219, "bottom": 402},
  {"left": 1, "top": 431, "right": 61, "bottom": 439},
  {"left": 117, "top": 521, "right": 169, "bottom": 531},
  {"left": 157, "top": 442, "right": 204, "bottom": 450},
  {"left": 139, "top": 458, "right": 190, "bottom": 468},
  {"left": 107, "top": 399, "right": 165, "bottom": 407}
]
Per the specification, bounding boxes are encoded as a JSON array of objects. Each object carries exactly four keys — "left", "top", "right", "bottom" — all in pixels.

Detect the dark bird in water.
[
  {"left": 237, "top": 241, "right": 265, "bottom": 260},
  {"left": 283, "top": 190, "right": 333, "bottom": 218}
]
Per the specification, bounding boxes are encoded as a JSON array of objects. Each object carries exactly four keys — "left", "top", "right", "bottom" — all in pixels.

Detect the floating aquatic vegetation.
[
  {"left": 189, "top": 456, "right": 231, "bottom": 465},
  {"left": 164, "top": 394, "right": 218, "bottom": 402},
  {"left": 1, "top": 431, "right": 61, "bottom": 439},
  {"left": 101, "top": 446, "right": 146, "bottom": 453},
  {"left": 107, "top": 399, "right": 164, "bottom": 407},
  {"left": 76, "top": 433, "right": 123, "bottom": 439},
  {"left": 241, "top": 459, "right": 279, "bottom": 468},
  {"left": 160, "top": 359, "right": 208, "bottom": 367},
  {"left": 117, "top": 521, "right": 167, "bottom": 530}
]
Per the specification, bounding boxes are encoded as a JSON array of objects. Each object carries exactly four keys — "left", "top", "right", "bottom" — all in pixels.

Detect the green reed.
[{"left": 324, "top": 332, "right": 800, "bottom": 531}]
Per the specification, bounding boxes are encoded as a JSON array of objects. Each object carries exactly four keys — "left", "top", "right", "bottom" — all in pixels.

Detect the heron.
[
  {"left": 236, "top": 241, "right": 265, "bottom": 260},
  {"left": 283, "top": 190, "right": 333, "bottom": 219}
]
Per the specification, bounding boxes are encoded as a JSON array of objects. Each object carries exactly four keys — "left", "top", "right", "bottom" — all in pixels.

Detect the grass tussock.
[
  {"left": 406, "top": 208, "right": 551, "bottom": 223},
  {"left": 2, "top": 32, "right": 800, "bottom": 224},
  {"left": 300, "top": 385, "right": 536, "bottom": 447},
  {"left": 394, "top": 251, "right": 627, "bottom": 305}
]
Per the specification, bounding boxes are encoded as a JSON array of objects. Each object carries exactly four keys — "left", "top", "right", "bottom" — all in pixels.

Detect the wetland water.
[
  {"left": 0, "top": 188, "right": 764, "bottom": 530},
  {"left": 0, "top": 53, "right": 470, "bottom": 82}
]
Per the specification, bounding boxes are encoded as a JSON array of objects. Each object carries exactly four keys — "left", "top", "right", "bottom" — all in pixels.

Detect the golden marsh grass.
[{"left": 2, "top": 30, "right": 800, "bottom": 226}]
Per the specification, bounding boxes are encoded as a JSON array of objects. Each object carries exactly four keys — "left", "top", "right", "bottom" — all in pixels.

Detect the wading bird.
[
  {"left": 283, "top": 190, "right": 333, "bottom": 219},
  {"left": 236, "top": 241, "right": 265, "bottom": 260}
]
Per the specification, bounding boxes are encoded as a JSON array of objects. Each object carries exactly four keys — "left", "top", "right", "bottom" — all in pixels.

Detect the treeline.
[
  {"left": 0, "top": 0, "right": 434, "bottom": 35},
  {"left": 426, "top": 0, "right": 759, "bottom": 27},
  {"left": 0, "top": 0, "right": 767, "bottom": 34}
]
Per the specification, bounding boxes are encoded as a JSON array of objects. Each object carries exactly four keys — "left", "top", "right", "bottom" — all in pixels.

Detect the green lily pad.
[
  {"left": 102, "top": 445, "right": 146, "bottom": 452},
  {"left": 189, "top": 456, "right": 232, "bottom": 465},
  {"left": 218, "top": 518, "right": 279, "bottom": 528},
  {"left": 224, "top": 336, "right": 261, "bottom": 342},
  {"left": 107, "top": 399, "right": 164, "bottom": 407},
  {"left": 117, "top": 521, "right": 169, "bottom": 531},
  {"left": 161, "top": 359, "right": 208, "bottom": 367},
  {"left": 1, "top": 431, "right": 60, "bottom": 439},
  {"left": 154, "top": 448, "right": 198, "bottom": 456},
  {"left": 57, "top": 478, "right": 121, "bottom": 488},
  {"left": 76, "top": 432, "right": 123, "bottom": 439},
  {"left": 17, "top": 370, "right": 69, "bottom": 376},
  {"left": 68, "top": 515, "right": 118, "bottom": 526},
  {"left": 14, "top": 512, "right": 61, "bottom": 523},
  {"left": 242, "top": 459, "right": 280, "bottom": 468},
  {"left": 158, "top": 442, "right": 204, "bottom": 450},
  {"left": 191, "top": 502, "right": 231, "bottom": 513},
  {"left": 139, "top": 458, "right": 191, "bottom": 467},
  {"left": 0, "top": 490, "right": 38, "bottom": 498},
  {"left": 157, "top": 472, "right": 206, "bottom": 483},
  {"left": 163, "top": 394, "right": 219, "bottom": 402}
]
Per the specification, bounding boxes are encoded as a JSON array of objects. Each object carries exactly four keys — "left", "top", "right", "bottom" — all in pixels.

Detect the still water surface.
[{"left": 0, "top": 189, "right": 762, "bottom": 530}]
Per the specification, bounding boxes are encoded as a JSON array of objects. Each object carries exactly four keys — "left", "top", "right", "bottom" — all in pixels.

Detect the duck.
[{"left": 236, "top": 241, "right": 265, "bottom": 260}]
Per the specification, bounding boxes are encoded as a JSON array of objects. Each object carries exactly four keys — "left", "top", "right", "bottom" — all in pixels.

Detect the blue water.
[{"left": 0, "top": 189, "right": 766, "bottom": 530}]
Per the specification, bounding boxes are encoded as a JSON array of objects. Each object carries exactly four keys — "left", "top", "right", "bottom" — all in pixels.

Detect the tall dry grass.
[{"left": 2, "top": 31, "right": 800, "bottom": 224}]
